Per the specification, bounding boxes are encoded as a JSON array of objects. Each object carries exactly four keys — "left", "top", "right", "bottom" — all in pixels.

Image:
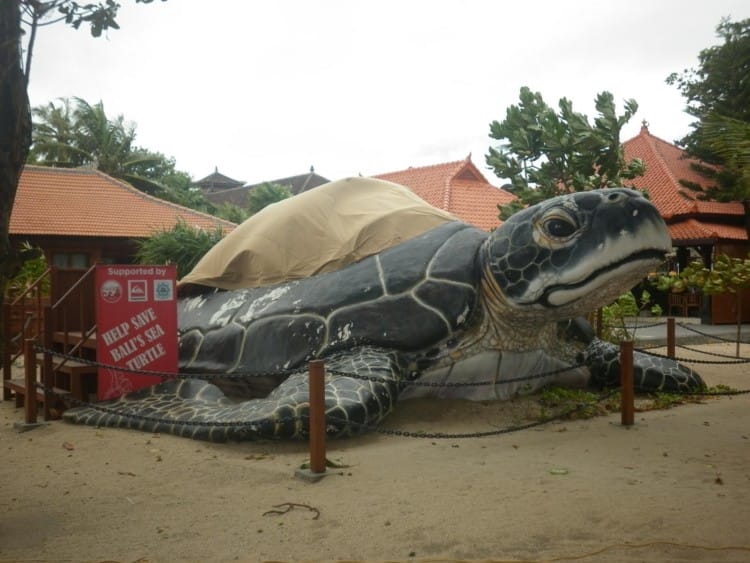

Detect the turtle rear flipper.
[
  {"left": 64, "top": 347, "right": 402, "bottom": 442},
  {"left": 63, "top": 378, "right": 280, "bottom": 442},
  {"left": 583, "top": 338, "right": 705, "bottom": 393}
]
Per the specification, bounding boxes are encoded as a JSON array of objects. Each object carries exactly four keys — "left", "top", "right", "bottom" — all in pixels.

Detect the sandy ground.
[{"left": 1, "top": 342, "right": 749, "bottom": 563}]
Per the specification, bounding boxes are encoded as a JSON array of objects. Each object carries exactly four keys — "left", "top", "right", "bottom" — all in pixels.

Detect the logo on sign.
[
  {"left": 128, "top": 280, "right": 148, "bottom": 302},
  {"left": 100, "top": 280, "right": 123, "bottom": 303},
  {"left": 154, "top": 279, "right": 174, "bottom": 301}
]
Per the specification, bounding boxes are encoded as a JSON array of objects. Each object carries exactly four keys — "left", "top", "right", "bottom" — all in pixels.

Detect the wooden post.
[
  {"left": 308, "top": 360, "right": 326, "bottom": 474},
  {"left": 42, "top": 305, "right": 53, "bottom": 421},
  {"left": 3, "top": 302, "right": 12, "bottom": 400},
  {"left": 23, "top": 339, "right": 37, "bottom": 424},
  {"left": 667, "top": 317, "right": 676, "bottom": 359},
  {"left": 620, "top": 340, "right": 634, "bottom": 426}
]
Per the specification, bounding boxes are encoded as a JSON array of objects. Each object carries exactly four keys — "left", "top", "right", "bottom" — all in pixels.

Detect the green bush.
[{"left": 135, "top": 218, "right": 225, "bottom": 280}]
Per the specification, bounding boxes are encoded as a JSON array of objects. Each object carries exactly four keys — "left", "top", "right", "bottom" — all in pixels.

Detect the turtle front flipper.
[
  {"left": 582, "top": 338, "right": 705, "bottom": 393},
  {"left": 63, "top": 347, "right": 402, "bottom": 442}
]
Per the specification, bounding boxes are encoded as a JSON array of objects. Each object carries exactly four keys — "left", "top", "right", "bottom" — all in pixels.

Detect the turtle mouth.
[{"left": 538, "top": 248, "right": 667, "bottom": 308}]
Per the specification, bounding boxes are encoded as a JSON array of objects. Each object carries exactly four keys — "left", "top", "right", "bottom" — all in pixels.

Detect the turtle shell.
[
  {"left": 178, "top": 221, "right": 488, "bottom": 375},
  {"left": 179, "top": 177, "right": 457, "bottom": 292}
]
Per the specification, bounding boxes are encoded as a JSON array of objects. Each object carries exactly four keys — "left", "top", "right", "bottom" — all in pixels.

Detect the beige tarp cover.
[{"left": 178, "top": 177, "right": 458, "bottom": 291}]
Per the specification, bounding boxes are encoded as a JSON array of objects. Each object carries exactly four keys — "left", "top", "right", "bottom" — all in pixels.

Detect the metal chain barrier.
[
  {"left": 676, "top": 322, "right": 750, "bottom": 345},
  {"left": 637, "top": 346, "right": 750, "bottom": 365},
  {"left": 329, "top": 362, "right": 586, "bottom": 388},
  {"left": 35, "top": 344, "right": 587, "bottom": 388},
  {"left": 636, "top": 346, "right": 750, "bottom": 365},
  {"left": 29, "top": 357, "right": 619, "bottom": 439},
  {"left": 677, "top": 343, "right": 750, "bottom": 360},
  {"left": 33, "top": 344, "right": 298, "bottom": 382},
  {"left": 618, "top": 320, "right": 668, "bottom": 330},
  {"left": 30, "top": 332, "right": 750, "bottom": 438},
  {"left": 340, "top": 389, "right": 621, "bottom": 439}
]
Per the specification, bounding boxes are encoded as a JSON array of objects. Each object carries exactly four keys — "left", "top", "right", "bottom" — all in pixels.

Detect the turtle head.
[{"left": 482, "top": 188, "right": 670, "bottom": 320}]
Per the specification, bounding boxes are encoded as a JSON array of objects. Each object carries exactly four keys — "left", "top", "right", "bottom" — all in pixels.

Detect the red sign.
[{"left": 96, "top": 265, "right": 178, "bottom": 400}]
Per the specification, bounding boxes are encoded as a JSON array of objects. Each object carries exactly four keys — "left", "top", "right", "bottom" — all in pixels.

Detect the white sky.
[{"left": 25, "top": 0, "right": 750, "bottom": 186}]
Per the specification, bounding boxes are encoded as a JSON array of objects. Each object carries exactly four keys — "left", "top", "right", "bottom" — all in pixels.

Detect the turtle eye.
[{"left": 542, "top": 216, "right": 577, "bottom": 239}]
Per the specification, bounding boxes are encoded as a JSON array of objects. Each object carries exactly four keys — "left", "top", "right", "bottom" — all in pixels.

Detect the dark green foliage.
[
  {"left": 0, "top": 0, "right": 165, "bottom": 358},
  {"left": 247, "top": 182, "right": 292, "bottom": 215},
  {"left": 214, "top": 202, "right": 250, "bottom": 223},
  {"left": 3, "top": 242, "right": 48, "bottom": 298},
  {"left": 666, "top": 17, "right": 750, "bottom": 200},
  {"left": 134, "top": 218, "right": 225, "bottom": 279},
  {"left": 486, "top": 87, "right": 644, "bottom": 219},
  {"left": 30, "top": 96, "right": 215, "bottom": 211}
]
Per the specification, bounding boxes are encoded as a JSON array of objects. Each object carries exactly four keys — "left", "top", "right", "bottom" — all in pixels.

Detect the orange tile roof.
[
  {"left": 11, "top": 166, "right": 235, "bottom": 238},
  {"left": 693, "top": 200, "right": 745, "bottom": 216},
  {"left": 623, "top": 125, "right": 747, "bottom": 243},
  {"left": 622, "top": 125, "right": 746, "bottom": 219},
  {"left": 374, "top": 156, "right": 516, "bottom": 231},
  {"left": 668, "top": 219, "right": 748, "bottom": 243}
]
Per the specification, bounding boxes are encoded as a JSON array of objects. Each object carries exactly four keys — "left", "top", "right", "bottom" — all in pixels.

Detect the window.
[{"left": 52, "top": 252, "right": 89, "bottom": 269}]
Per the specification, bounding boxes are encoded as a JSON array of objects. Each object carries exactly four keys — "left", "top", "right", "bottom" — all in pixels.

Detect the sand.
[{"left": 1, "top": 342, "right": 749, "bottom": 563}]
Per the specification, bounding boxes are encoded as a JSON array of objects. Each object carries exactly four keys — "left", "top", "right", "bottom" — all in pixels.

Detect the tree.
[
  {"left": 29, "top": 97, "right": 79, "bottom": 165},
  {"left": 1, "top": 0, "right": 164, "bottom": 354},
  {"left": 135, "top": 219, "right": 225, "bottom": 280},
  {"left": 214, "top": 202, "right": 250, "bottom": 224},
  {"left": 30, "top": 95, "right": 216, "bottom": 211},
  {"left": 699, "top": 113, "right": 750, "bottom": 200},
  {"left": 32, "top": 97, "right": 169, "bottom": 192},
  {"left": 666, "top": 17, "right": 750, "bottom": 200},
  {"left": 247, "top": 182, "right": 292, "bottom": 215},
  {"left": 486, "top": 87, "right": 644, "bottom": 219}
]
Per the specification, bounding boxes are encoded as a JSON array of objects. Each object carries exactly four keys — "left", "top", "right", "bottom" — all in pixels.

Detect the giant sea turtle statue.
[{"left": 64, "top": 182, "right": 704, "bottom": 441}]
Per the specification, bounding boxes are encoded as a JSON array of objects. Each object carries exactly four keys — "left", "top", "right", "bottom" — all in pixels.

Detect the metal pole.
[
  {"left": 23, "top": 339, "right": 37, "bottom": 424},
  {"left": 667, "top": 317, "right": 675, "bottom": 359},
  {"left": 308, "top": 360, "right": 326, "bottom": 474},
  {"left": 620, "top": 340, "right": 634, "bottom": 426}
]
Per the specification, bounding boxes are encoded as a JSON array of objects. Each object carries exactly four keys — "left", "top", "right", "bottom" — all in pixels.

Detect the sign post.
[{"left": 95, "top": 265, "right": 178, "bottom": 400}]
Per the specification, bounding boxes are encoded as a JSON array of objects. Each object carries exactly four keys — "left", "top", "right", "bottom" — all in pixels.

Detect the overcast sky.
[{"left": 25, "top": 0, "right": 750, "bottom": 186}]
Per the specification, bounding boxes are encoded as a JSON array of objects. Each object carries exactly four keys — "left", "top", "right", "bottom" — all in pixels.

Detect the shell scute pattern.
[
  {"left": 377, "top": 222, "right": 469, "bottom": 293},
  {"left": 178, "top": 222, "right": 480, "bottom": 376},
  {"left": 237, "top": 315, "right": 324, "bottom": 372}
]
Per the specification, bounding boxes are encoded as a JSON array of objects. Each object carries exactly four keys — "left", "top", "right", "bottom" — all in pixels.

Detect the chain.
[
  {"left": 677, "top": 322, "right": 750, "bottom": 345},
  {"left": 36, "top": 381, "right": 627, "bottom": 439},
  {"left": 617, "top": 321, "right": 667, "bottom": 330},
  {"left": 33, "top": 345, "right": 298, "bottom": 381},
  {"left": 328, "top": 362, "right": 586, "bottom": 388},
  {"left": 639, "top": 387, "right": 750, "bottom": 397},
  {"left": 677, "top": 343, "right": 750, "bottom": 361},
  {"left": 362, "top": 389, "right": 622, "bottom": 438},
  {"left": 36, "top": 344, "right": 585, "bottom": 388},
  {"left": 637, "top": 347, "right": 750, "bottom": 365}
]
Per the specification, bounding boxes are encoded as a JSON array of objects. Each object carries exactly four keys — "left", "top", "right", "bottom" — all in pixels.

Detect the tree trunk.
[{"left": 0, "top": 0, "right": 32, "bottom": 356}]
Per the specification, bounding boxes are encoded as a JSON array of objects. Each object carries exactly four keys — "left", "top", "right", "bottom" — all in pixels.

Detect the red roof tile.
[
  {"left": 668, "top": 219, "right": 748, "bottom": 243},
  {"left": 11, "top": 166, "right": 235, "bottom": 238},
  {"left": 374, "top": 156, "right": 516, "bottom": 231},
  {"left": 693, "top": 200, "right": 745, "bottom": 215},
  {"left": 623, "top": 125, "right": 748, "bottom": 243}
]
